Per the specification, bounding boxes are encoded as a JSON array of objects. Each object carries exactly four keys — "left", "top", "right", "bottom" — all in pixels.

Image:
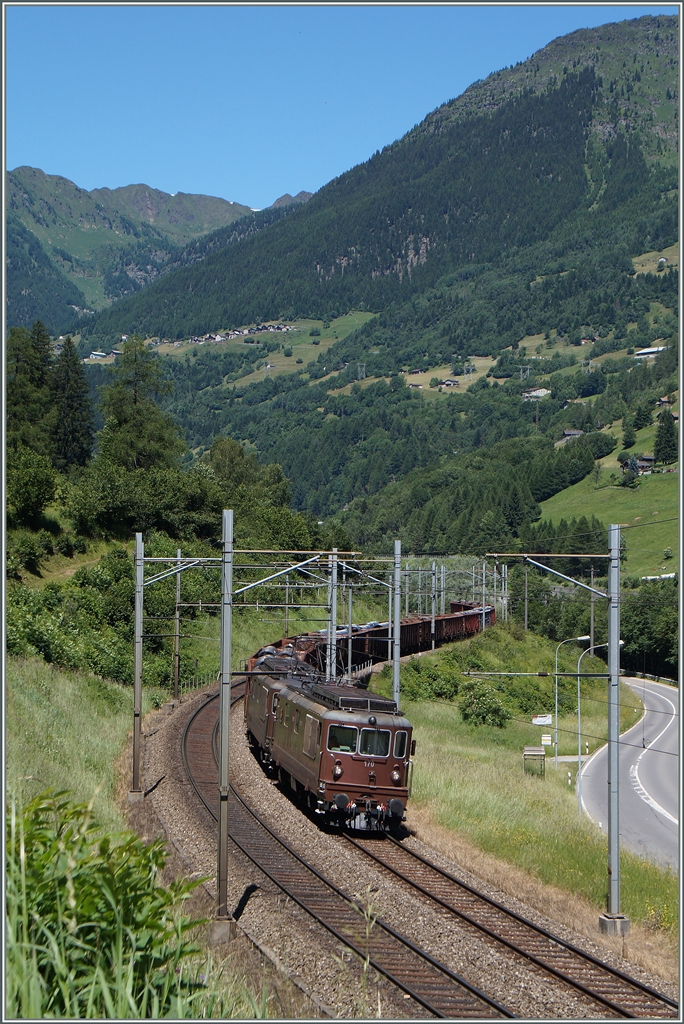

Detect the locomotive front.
[
  {"left": 245, "top": 649, "right": 415, "bottom": 831},
  {"left": 311, "top": 683, "right": 414, "bottom": 831}
]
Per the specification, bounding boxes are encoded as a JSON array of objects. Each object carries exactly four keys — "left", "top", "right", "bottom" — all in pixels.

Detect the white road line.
[{"left": 628, "top": 685, "right": 678, "bottom": 825}]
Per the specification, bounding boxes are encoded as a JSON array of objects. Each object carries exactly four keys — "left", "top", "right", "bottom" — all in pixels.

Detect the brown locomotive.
[
  {"left": 244, "top": 647, "right": 414, "bottom": 831},
  {"left": 244, "top": 602, "right": 493, "bottom": 830}
]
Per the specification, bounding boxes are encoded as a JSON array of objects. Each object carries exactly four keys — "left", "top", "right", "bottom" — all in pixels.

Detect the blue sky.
[{"left": 5, "top": 3, "right": 679, "bottom": 209}]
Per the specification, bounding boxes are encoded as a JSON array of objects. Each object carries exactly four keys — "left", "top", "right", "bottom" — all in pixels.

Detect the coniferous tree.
[
  {"left": 633, "top": 401, "right": 653, "bottom": 430},
  {"left": 28, "top": 320, "right": 53, "bottom": 389},
  {"left": 5, "top": 325, "right": 54, "bottom": 456},
  {"left": 622, "top": 417, "right": 636, "bottom": 449},
  {"left": 51, "top": 337, "right": 94, "bottom": 469},
  {"left": 653, "top": 410, "right": 678, "bottom": 465},
  {"left": 98, "top": 336, "right": 185, "bottom": 471}
]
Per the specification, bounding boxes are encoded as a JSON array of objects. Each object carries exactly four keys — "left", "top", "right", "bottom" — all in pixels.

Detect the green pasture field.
[
  {"left": 155, "top": 311, "right": 375, "bottom": 370},
  {"left": 632, "top": 241, "right": 679, "bottom": 276},
  {"left": 539, "top": 471, "right": 678, "bottom": 578},
  {"left": 373, "top": 626, "right": 678, "bottom": 934}
]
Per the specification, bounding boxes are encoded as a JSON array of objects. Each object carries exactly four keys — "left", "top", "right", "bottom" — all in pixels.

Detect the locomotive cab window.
[
  {"left": 394, "top": 730, "right": 408, "bottom": 759},
  {"left": 359, "top": 729, "right": 390, "bottom": 757},
  {"left": 271, "top": 694, "right": 279, "bottom": 715},
  {"left": 327, "top": 725, "right": 357, "bottom": 753}
]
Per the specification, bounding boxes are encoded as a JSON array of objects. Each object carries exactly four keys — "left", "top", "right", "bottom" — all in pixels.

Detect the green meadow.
[{"left": 540, "top": 472, "right": 678, "bottom": 578}]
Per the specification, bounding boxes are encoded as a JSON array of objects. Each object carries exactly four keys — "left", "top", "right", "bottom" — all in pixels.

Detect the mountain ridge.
[
  {"left": 6, "top": 166, "right": 255, "bottom": 330},
  {"left": 78, "top": 14, "right": 678, "bottom": 346}
]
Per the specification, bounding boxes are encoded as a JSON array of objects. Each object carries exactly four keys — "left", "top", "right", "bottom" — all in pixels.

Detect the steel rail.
[
  {"left": 181, "top": 691, "right": 515, "bottom": 1019},
  {"left": 342, "top": 833, "right": 678, "bottom": 1019}
]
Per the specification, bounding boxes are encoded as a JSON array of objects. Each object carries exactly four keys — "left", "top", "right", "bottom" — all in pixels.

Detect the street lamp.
[
  {"left": 576, "top": 640, "right": 624, "bottom": 815},
  {"left": 555, "top": 635, "right": 590, "bottom": 767}
]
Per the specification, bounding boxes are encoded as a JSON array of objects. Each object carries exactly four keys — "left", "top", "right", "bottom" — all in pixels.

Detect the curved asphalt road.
[{"left": 580, "top": 677, "right": 679, "bottom": 871}]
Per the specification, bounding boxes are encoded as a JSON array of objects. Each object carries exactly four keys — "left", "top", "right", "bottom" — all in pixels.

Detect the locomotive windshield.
[
  {"left": 327, "top": 725, "right": 358, "bottom": 752},
  {"left": 359, "top": 729, "right": 390, "bottom": 757}
]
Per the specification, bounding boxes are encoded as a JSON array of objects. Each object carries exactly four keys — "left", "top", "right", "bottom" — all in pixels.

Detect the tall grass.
[
  {"left": 5, "top": 790, "right": 261, "bottom": 1019},
  {"left": 375, "top": 625, "right": 678, "bottom": 934}
]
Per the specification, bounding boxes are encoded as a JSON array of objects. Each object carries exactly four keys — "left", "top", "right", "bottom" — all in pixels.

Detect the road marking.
[{"left": 629, "top": 686, "right": 678, "bottom": 826}]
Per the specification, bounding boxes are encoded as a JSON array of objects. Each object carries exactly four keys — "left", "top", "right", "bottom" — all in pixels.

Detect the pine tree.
[
  {"left": 653, "top": 411, "right": 678, "bottom": 465},
  {"left": 51, "top": 337, "right": 94, "bottom": 469},
  {"left": 98, "top": 336, "right": 185, "bottom": 471},
  {"left": 5, "top": 325, "right": 54, "bottom": 456},
  {"left": 633, "top": 401, "right": 652, "bottom": 430},
  {"left": 622, "top": 417, "right": 636, "bottom": 449},
  {"left": 29, "top": 320, "right": 53, "bottom": 389}
]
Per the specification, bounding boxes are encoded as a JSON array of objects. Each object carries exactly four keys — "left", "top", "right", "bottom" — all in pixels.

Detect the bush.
[
  {"left": 5, "top": 790, "right": 207, "bottom": 1019},
  {"left": 309, "top": 327, "right": 321, "bottom": 336},
  {"left": 459, "top": 681, "right": 511, "bottom": 727},
  {"left": 6, "top": 446, "right": 56, "bottom": 526},
  {"left": 584, "top": 432, "right": 616, "bottom": 460},
  {"left": 6, "top": 530, "right": 54, "bottom": 575}
]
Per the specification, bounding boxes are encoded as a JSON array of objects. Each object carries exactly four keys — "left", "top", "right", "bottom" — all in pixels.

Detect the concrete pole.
[
  {"left": 481, "top": 561, "right": 486, "bottom": 632},
  {"left": 393, "top": 540, "right": 401, "bottom": 708},
  {"left": 131, "top": 533, "right": 144, "bottom": 796},
  {"left": 493, "top": 563, "right": 498, "bottom": 622},
  {"left": 418, "top": 568, "right": 422, "bottom": 615},
  {"left": 326, "top": 557, "right": 333, "bottom": 681},
  {"left": 285, "top": 573, "right": 289, "bottom": 638},
  {"left": 441, "top": 564, "right": 446, "bottom": 616},
  {"left": 472, "top": 565, "right": 475, "bottom": 602},
  {"left": 173, "top": 548, "right": 181, "bottom": 700},
  {"left": 330, "top": 549, "right": 338, "bottom": 679},
  {"left": 602, "top": 524, "right": 628, "bottom": 933},
  {"left": 347, "top": 584, "right": 353, "bottom": 680},
  {"left": 405, "top": 562, "right": 409, "bottom": 616},
  {"left": 216, "top": 510, "right": 234, "bottom": 924},
  {"left": 590, "top": 566, "right": 595, "bottom": 652},
  {"left": 431, "top": 561, "right": 436, "bottom": 650},
  {"left": 524, "top": 565, "right": 529, "bottom": 630}
]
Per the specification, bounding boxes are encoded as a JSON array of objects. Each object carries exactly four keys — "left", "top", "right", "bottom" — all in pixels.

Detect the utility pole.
[
  {"left": 285, "top": 573, "right": 289, "bottom": 638},
  {"left": 347, "top": 584, "right": 353, "bottom": 680},
  {"left": 418, "top": 568, "right": 422, "bottom": 615},
  {"left": 481, "top": 561, "right": 486, "bottom": 632},
  {"left": 215, "top": 510, "right": 235, "bottom": 938},
  {"left": 441, "top": 564, "right": 446, "bottom": 616},
  {"left": 393, "top": 540, "right": 401, "bottom": 708},
  {"left": 326, "top": 554, "right": 335, "bottom": 681},
  {"left": 431, "top": 561, "right": 437, "bottom": 650},
  {"left": 524, "top": 565, "right": 529, "bottom": 630},
  {"left": 129, "top": 533, "right": 144, "bottom": 799},
  {"left": 601, "top": 525, "right": 629, "bottom": 936},
  {"left": 173, "top": 548, "right": 181, "bottom": 700},
  {"left": 590, "top": 566, "right": 595, "bottom": 651},
  {"left": 405, "top": 561, "right": 409, "bottom": 616},
  {"left": 329, "top": 549, "right": 338, "bottom": 680}
]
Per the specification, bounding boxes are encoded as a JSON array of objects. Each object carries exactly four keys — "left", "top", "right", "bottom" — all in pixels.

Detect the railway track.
[
  {"left": 181, "top": 685, "right": 677, "bottom": 1020},
  {"left": 182, "top": 689, "right": 514, "bottom": 1019},
  {"left": 342, "top": 834, "right": 679, "bottom": 1019}
]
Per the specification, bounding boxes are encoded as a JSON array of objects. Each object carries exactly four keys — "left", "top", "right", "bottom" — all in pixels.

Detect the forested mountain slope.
[
  {"left": 6, "top": 166, "right": 253, "bottom": 330},
  {"left": 79, "top": 14, "right": 678, "bottom": 344}
]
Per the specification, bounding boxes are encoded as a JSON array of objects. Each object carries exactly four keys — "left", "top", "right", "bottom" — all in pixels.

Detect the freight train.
[{"left": 243, "top": 601, "right": 493, "bottom": 830}]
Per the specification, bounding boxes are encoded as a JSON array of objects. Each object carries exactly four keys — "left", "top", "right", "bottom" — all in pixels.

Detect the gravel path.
[{"left": 136, "top": 686, "right": 677, "bottom": 1019}]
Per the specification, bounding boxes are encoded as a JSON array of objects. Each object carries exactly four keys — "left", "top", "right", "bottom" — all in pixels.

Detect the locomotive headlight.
[
  {"left": 390, "top": 767, "right": 402, "bottom": 785},
  {"left": 332, "top": 761, "right": 344, "bottom": 780}
]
